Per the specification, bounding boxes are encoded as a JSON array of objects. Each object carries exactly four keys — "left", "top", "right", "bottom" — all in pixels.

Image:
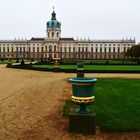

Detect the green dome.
[
  {"left": 47, "top": 20, "right": 61, "bottom": 29},
  {"left": 47, "top": 11, "right": 61, "bottom": 29}
]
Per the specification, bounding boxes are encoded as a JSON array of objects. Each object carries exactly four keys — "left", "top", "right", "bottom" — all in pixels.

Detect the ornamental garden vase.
[{"left": 69, "top": 77, "right": 97, "bottom": 114}]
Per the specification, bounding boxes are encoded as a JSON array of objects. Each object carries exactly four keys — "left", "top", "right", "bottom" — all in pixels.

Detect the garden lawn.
[
  {"left": 33, "top": 65, "right": 140, "bottom": 71},
  {"left": 0, "top": 61, "right": 7, "bottom": 64},
  {"left": 63, "top": 78, "right": 140, "bottom": 132}
]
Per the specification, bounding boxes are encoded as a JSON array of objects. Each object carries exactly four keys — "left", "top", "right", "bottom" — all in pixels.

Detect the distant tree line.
[{"left": 125, "top": 45, "right": 140, "bottom": 63}]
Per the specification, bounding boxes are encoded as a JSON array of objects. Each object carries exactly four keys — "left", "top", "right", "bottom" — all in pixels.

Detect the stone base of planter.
[{"left": 69, "top": 110, "right": 96, "bottom": 135}]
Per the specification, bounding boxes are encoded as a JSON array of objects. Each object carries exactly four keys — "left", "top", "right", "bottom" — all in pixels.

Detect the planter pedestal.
[
  {"left": 53, "top": 58, "right": 60, "bottom": 72},
  {"left": 69, "top": 110, "right": 96, "bottom": 135}
]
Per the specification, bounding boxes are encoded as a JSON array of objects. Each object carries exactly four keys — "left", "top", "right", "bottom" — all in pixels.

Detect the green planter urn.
[{"left": 69, "top": 78, "right": 97, "bottom": 114}]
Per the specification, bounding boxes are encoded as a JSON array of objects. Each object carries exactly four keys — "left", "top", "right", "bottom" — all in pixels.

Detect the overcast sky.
[{"left": 0, "top": 0, "right": 140, "bottom": 42}]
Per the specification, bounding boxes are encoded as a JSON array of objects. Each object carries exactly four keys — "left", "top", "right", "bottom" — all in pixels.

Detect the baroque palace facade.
[{"left": 0, "top": 10, "right": 136, "bottom": 61}]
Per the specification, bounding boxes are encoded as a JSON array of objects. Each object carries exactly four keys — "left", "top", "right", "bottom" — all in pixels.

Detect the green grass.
[
  {"left": 33, "top": 64, "right": 140, "bottom": 71},
  {"left": 0, "top": 61, "right": 7, "bottom": 64},
  {"left": 63, "top": 78, "right": 140, "bottom": 132}
]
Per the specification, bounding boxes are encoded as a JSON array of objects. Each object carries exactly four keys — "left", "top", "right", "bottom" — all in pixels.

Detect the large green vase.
[{"left": 69, "top": 78, "right": 97, "bottom": 114}]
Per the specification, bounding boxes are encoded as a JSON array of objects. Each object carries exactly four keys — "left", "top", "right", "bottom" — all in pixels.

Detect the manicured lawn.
[
  {"left": 0, "top": 61, "right": 7, "bottom": 64},
  {"left": 33, "top": 64, "right": 140, "bottom": 71},
  {"left": 63, "top": 78, "right": 140, "bottom": 132}
]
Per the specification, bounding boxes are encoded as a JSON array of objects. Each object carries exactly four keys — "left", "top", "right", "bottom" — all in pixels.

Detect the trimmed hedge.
[{"left": 6, "top": 64, "right": 140, "bottom": 73}]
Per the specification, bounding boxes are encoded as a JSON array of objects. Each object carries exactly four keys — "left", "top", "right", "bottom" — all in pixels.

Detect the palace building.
[{"left": 0, "top": 10, "right": 136, "bottom": 61}]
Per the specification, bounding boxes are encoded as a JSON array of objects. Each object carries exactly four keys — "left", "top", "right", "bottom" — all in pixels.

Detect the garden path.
[{"left": 0, "top": 65, "right": 140, "bottom": 140}]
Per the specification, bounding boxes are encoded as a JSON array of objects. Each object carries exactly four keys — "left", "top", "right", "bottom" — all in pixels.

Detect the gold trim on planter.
[{"left": 71, "top": 96, "right": 95, "bottom": 104}]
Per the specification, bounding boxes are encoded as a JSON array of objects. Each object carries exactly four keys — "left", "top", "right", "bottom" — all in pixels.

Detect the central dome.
[{"left": 47, "top": 11, "right": 61, "bottom": 29}]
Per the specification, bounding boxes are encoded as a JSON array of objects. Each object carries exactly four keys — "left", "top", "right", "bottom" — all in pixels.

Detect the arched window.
[
  {"left": 52, "top": 32, "right": 54, "bottom": 38},
  {"left": 49, "top": 45, "right": 52, "bottom": 52},
  {"left": 45, "top": 45, "right": 47, "bottom": 52},
  {"left": 54, "top": 45, "right": 56, "bottom": 52},
  {"left": 57, "top": 32, "right": 59, "bottom": 38}
]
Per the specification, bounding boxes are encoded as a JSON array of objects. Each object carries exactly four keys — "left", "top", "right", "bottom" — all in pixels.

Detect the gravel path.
[{"left": 0, "top": 65, "right": 140, "bottom": 140}]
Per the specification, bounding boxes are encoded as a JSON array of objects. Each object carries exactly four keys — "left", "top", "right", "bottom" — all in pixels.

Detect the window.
[
  {"left": 78, "top": 47, "right": 81, "bottom": 52},
  {"left": 91, "top": 47, "right": 93, "bottom": 52},
  {"left": 48, "top": 32, "right": 50, "bottom": 38},
  {"left": 100, "top": 47, "right": 102, "bottom": 53},
  {"left": 28, "top": 47, "right": 31, "bottom": 52},
  {"left": 82, "top": 48, "right": 84, "bottom": 52},
  {"left": 41, "top": 47, "right": 44, "bottom": 52},
  {"left": 113, "top": 47, "right": 115, "bottom": 53},
  {"left": 52, "top": 32, "right": 54, "bottom": 38},
  {"left": 100, "top": 44, "right": 102, "bottom": 46},
  {"left": 118, "top": 47, "right": 120, "bottom": 53},
  {"left": 86, "top": 47, "right": 88, "bottom": 52},
  {"left": 45, "top": 46, "right": 47, "bottom": 52},
  {"left": 54, "top": 46, "right": 56, "bottom": 52},
  {"left": 124, "top": 47, "right": 126, "bottom": 52},
  {"left": 109, "top": 47, "right": 111, "bottom": 53},
  {"left": 104, "top": 47, "right": 106, "bottom": 53},
  {"left": 0, "top": 47, "right": 1, "bottom": 52},
  {"left": 23, "top": 47, "right": 25, "bottom": 52},
  {"left": 20, "top": 47, "right": 22, "bottom": 52},
  {"left": 60, "top": 47, "right": 62, "bottom": 52},
  {"left": 37, "top": 47, "right": 39, "bottom": 52},
  {"left": 57, "top": 32, "right": 59, "bottom": 38},
  {"left": 95, "top": 47, "right": 98, "bottom": 53},
  {"left": 11, "top": 47, "right": 14, "bottom": 52},
  {"left": 73, "top": 47, "right": 75, "bottom": 52},
  {"left": 49, "top": 46, "right": 52, "bottom": 52},
  {"left": 64, "top": 47, "right": 67, "bottom": 52},
  {"left": 7, "top": 47, "right": 9, "bottom": 52},
  {"left": 69, "top": 47, "right": 71, "bottom": 52},
  {"left": 16, "top": 47, "right": 18, "bottom": 52},
  {"left": 33, "top": 47, "right": 35, "bottom": 52}
]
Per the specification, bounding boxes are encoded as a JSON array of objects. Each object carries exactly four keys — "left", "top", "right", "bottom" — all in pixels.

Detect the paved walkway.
[{"left": 0, "top": 65, "right": 140, "bottom": 140}]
